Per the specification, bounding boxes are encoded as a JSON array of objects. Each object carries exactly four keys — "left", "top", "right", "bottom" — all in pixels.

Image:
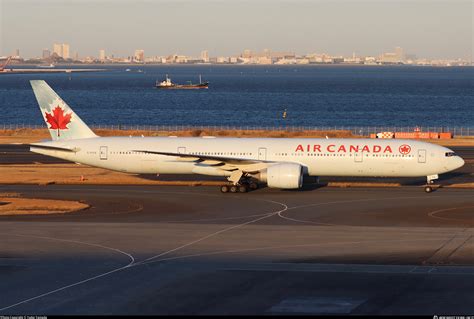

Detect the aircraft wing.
[{"left": 133, "top": 150, "right": 272, "bottom": 173}]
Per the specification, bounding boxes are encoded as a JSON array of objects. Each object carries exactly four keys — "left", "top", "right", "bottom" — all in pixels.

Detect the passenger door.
[
  {"left": 258, "top": 147, "right": 267, "bottom": 161},
  {"left": 100, "top": 146, "right": 108, "bottom": 160},
  {"left": 178, "top": 147, "right": 186, "bottom": 154},
  {"left": 418, "top": 149, "right": 426, "bottom": 163},
  {"left": 354, "top": 151, "right": 363, "bottom": 163}
]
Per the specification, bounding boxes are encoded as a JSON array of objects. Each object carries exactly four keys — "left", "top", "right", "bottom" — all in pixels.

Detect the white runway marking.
[
  {"left": 137, "top": 196, "right": 474, "bottom": 267},
  {"left": 159, "top": 212, "right": 274, "bottom": 223},
  {"left": 6, "top": 233, "right": 136, "bottom": 265},
  {"left": 0, "top": 233, "right": 136, "bottom": 312},
  {"left": 0, "top": 194, "right": 287, "bottom": 311},
  {"left": 1, "top": 188, "right": 472, "bottom": 312},
  {"left": 137, "top": 199, "right": 288, "bottom": 264},
  {"left": 139, "top": 238, "right": 444, "bottom": 267},
  {"left": 278, "top": 195, "right": 474, "bottom": 226},
  {"left": 428, "top": 205, "right": 474, "bottom": 222},
  {"left": 0, "top": 265, "right": 133, "bottom": 312}
]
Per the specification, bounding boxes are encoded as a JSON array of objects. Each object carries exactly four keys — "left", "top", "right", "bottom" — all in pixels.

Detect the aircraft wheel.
[
  {"left": 424, "top": 186, "right": 433, "bottom": 193},
  {"left": 220, "top": 185, "right": 229, "bottom": 193},
  {"left": 238, "top": 185, "right": 248, "bottom": 193},
  {"left": 229, "top": 185, "right": 238, "bottom": 193},
  {"left": 249, "top": 182, "right": 259, "bottom": 190}
]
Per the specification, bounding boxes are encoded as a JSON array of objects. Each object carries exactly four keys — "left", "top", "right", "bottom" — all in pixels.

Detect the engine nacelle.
[{"left": 259, "top": 163, "right": 303, "bottom": 189}]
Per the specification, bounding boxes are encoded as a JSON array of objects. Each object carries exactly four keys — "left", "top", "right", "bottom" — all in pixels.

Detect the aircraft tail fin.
[{"left": 30, "top": 80, "right": 97, "bottom": 141}]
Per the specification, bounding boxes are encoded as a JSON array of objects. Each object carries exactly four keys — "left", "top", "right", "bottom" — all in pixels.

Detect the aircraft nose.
[{"left": 454, "top": 156, "right": 465, "bottom": 170}]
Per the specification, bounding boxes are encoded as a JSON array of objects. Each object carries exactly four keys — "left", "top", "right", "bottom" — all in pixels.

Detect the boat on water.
[
  {"left": 36, "top": 63, "right": 55, "bottom": 68},
  {"left": 156, "top": 74, "right": 208, "bottom": 89}
]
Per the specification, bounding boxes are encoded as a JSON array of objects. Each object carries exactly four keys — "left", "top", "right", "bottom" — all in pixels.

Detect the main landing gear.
[
  {"left": 424, "top": 174, "right": 439, "bottom": 193},
  {"left": 220, "top": 181, "right": 259, "bottom": 194},
  {"left": 220, "top": 170, "right": 259, "bottom": 193}
]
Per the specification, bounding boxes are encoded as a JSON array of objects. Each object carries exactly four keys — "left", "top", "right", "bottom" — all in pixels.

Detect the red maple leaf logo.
[
  {"left": 399, "top": 144, "right": 411, "bottom": 155},
  {"left": 45, "top": 106, "right": 72, "bottom": 137}
]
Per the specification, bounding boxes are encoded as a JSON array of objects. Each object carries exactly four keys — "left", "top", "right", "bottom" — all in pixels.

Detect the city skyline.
[
  {"left": 1, "top": 43, "right": 468, "bottom": 61},
  {"left": 3, "top": 44, "right": 470, "bottom": 67},
  {"left": 0, "top": 0, "right": 472, "bottom": 61}
]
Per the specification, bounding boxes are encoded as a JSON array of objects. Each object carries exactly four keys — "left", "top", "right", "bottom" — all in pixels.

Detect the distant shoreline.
[{"left": 7, "top": 63, "right": 473, "bottom": 68}]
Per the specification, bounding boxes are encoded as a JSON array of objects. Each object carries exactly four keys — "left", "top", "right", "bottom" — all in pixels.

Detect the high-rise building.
[
  {"left": 134, "top": 49, "right": 145, "bottom": 63},
  {"left": 62, "top": 44, "right": 70, "bottom": 59},
  {"left": 52, "top": 43, "right": 70, "bottom": 59},
  {"left": 99, "top": 49, "right": 106, "bottom": 61},
  {"left": 200, "top": 50, "right": 209, "bottom": 62},
  {"left": 42, "top": 49, "right": 51, "bottom": 59},
  {"left": 13, "top": 49, "right": 20, "bottom": 58},
  {"left": 380, "top": 46, "right": 405, "bottom": 64},
  {"left": 395, "top": 46, "right": 404, "bottom": 61},
  {"left": 242, "top": 49, "right": 253, "bottom": 58},
  {"left": 53, "top": 43, "right": 63, "bottom": 57}
]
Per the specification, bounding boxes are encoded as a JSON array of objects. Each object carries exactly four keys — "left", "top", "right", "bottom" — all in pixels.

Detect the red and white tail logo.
[{"left": 44, "top": 104, "right": 73, "bottom": 137}]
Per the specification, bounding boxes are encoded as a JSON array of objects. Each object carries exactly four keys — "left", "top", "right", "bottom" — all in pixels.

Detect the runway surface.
[{"left": 0, "top": 185, "right": 473, "bottom": 315}]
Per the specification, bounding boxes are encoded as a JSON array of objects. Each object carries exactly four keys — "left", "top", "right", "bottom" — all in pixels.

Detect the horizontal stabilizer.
[{"left": 29, "top": 143, "right": 80, "bottom": 153}]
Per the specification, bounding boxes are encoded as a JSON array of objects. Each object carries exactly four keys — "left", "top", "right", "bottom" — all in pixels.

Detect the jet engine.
[{"left": 257, "top": 163, "right": 303, "bottom": 189}]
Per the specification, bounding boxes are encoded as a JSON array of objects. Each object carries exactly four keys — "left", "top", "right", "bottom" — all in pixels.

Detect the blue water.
[{"left": 0, "top": 65, "right": 473, "bottom": 127}]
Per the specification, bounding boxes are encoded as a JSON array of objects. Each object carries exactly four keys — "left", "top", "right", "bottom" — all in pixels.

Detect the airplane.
[{"left": 28, "top": 80, "right": 465, "bottom": 194}]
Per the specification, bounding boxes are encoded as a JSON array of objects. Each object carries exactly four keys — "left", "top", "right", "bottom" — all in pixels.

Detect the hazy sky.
[{"left": 0, "top": 0, "right": 472, "bottom": 59}]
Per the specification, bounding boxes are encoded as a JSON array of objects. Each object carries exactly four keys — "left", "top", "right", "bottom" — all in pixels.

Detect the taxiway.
[{"left": 0, "top": 185, "right": 472, "bottom": 315}]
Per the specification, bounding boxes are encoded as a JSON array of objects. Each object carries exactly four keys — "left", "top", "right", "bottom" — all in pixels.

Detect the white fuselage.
[{"left": 31, "top": 137, "right": 464, "bottom": 179}]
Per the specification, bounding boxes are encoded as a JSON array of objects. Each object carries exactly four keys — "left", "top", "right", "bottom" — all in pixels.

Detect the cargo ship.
[
  {"left": 156, "top": 74, "right": 208, "bottom": 89},
  {"left": 37, "top": 63, "right": 56, "bottom": 68}
]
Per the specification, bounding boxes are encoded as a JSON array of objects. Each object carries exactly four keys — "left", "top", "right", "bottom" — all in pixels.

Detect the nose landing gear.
[{"left": 424, "top": 174, "right": 439, "bottom": 193}]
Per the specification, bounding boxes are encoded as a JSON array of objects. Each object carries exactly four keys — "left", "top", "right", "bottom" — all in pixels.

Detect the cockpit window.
[{"left": 445, "top": 152, "right": 457, "bottom": 157}]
